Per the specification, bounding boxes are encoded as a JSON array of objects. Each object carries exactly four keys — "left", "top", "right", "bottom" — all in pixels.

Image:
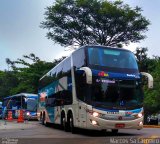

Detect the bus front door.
[{"left": 78, "top": 102, "right": 87, "bottom": 128}]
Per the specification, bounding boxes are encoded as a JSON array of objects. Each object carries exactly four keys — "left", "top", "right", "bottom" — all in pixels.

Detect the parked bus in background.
[
  {"left": 3, "top": 93, "right": 38, "bottom": 120},
  {"left": 37, "top": 45, "right": 153, "bottom": 133},
  {"left": 0, "top": 102, "right": 2, "bottom": 119}
]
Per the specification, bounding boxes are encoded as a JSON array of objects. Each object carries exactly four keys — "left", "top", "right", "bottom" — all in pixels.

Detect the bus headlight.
[
  {"left": 26, "top": 112, "right": 30, "bottom": 116},
  {"left": 88, "top": 110, "right": 104, "bottom": 118},
  {"left": 138, "top": 113, "right": 143, "bottom": 118},
  {"left": 139, "top": 121, "right": 143, "bottom": 126},
  {"left": 134, "top": 112, "right": 143, "bottom": 118},
  {"left": 92, "top": 112, "right": 99, "bottom": 117},
  {"left": 91, "top": 120, "right": 98, "bottom": 125}
]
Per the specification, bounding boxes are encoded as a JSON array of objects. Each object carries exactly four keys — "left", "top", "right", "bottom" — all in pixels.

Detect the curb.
[{"left": 143, "top": 125, "right": 160, "bottom": 128}]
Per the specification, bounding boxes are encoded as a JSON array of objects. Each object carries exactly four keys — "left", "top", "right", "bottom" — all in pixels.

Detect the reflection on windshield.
[
  {"left": 87, "top": 47, "right": 138, "bottom": 73},
  {"left": 27, "top": 99, "right": 37, "bottom": 112},
  {"left": 92, "top": 77, "right": 143, "bottom": 109}
]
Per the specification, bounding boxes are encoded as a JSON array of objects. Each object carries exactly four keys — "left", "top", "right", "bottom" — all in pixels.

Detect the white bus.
[{"left": 37, "top": 45, "right": 153, "bottom": 133}]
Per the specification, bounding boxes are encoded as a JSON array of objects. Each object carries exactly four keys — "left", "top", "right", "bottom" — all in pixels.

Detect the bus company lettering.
[
  {"left": 126, "top": 74, "right": 136, "bottom": 77},
  {"left": 96, "top": 79, "right": 115, "bottom": 84},
  {"left": 106, "top": 111, "right": 126, "bottom": 116},
  {"left": 106, "top": 111, "right": 119, "bottom": 114}
]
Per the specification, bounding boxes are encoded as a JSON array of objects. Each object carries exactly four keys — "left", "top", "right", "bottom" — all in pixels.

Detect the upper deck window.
[
  {"left": 87, "top": 47, "right": 138, "bottom": 73},
  {"left": 72, "top": 48, "right": 85, "bottom": 68}
]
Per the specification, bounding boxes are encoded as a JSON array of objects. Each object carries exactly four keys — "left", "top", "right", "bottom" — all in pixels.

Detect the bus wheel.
[
  {"left": 61, "top": 113, "right": 69, "bottom": 132},
  {"left": 40, "top": 113, "right": 43, "bottom": 124},
  {"left": 111, "top": 129, "right": 118, "bottom": 134},
  {"left": 40, "top": 113, "right": 42, "bottom": 123},
  {"left": 61, "top": 115, "right": 64, "bottom": 129},
  {"left": 43, "top": 113, "right": 48, "bottom": 127},
  {"left": 69, "top": 114, "right": 76, "bottom": 134},
  {"left": 42, "top": 113, "right": 45, "bottom": 125}
]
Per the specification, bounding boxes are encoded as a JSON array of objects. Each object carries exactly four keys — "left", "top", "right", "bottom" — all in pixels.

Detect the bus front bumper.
[{"left": 87, "top": 116, "right": 143, "bottom": 130}]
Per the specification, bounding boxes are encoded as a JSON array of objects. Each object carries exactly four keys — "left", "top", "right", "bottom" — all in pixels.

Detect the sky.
[{"left": 0, "top": 0, "right": 160, "bottom": 70}]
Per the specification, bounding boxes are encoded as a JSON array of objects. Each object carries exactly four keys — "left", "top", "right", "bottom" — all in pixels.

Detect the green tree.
[
  {"left": 3, "top": 54, "right": 65, "bottom": 96},
  {"left": 134, "top": 47, "right": 149, "bottom": 72},
  {"left": 0, "top": 71, "right": 19, "bottom": 101},
  {"left": 41, "top": 0, "right": 150, "bottom": 47},
  {"left": 0, "top": 54, "right": 65, "bottom": 100},
  {"left": 143, "top": 57, "right": 160, "bottom": 115},
  {"left": 134, "top": 48, "right": 160, "bottom": 121}
]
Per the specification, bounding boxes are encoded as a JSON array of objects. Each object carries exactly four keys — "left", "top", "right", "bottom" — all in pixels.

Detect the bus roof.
[
  {"left": 3, "top": 93, "right": 38, "bottom": 100},
  {"left": 39, "top": 45, "right": 132, "bottom": 80}
]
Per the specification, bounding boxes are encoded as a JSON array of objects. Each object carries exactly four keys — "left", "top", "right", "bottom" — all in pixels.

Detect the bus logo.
[
  {"left": 118, "top": 116, "right": 122, "bottom": 120},
  {"left": 120, "top": 100, "right": 125, "bottom": 106},
  {"left": 98, "top": 71, "right": 109, "bottom": 77},
  {"left": 40, "top": 92, "right": 46, "bottom": 102}
]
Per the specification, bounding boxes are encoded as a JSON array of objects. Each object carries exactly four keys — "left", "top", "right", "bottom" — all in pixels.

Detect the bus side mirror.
[
  {"left": 79, "top": 67, "right": 92, "bottom": 84},
  {"left": 140, "top": 72, "right": 153, "bottom": 89}
]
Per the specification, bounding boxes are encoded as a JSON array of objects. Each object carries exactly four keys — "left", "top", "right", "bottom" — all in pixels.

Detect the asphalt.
[
  {"left": 143, "top": 125, "right": 160, "bottom": 128},
  {"left": 0, "top": 120, "right": 160, "bottom": 144},
  {"left": 1, "top": 120, "right": 160, "bottom": 130},
  {"left": 0, "top": 120, "right": 37, "bottom": 130}
]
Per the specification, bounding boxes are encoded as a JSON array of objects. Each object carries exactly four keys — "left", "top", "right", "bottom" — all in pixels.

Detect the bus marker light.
[{"left": 138, "top": 113, "right": 143, "bottom": 118}]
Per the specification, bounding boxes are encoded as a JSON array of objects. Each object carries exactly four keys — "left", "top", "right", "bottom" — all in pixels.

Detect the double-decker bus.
[
  {"left": 3, "top": 93, "right": 38, "bottom": 120},
  {"left": 37, "top": 45, "right": 153, "bottom": 133}
]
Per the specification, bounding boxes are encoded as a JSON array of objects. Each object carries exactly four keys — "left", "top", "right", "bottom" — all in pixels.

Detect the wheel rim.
[
  {"left": 63, "top": 117, "right": 65, "bottom": 128},
  {"left": 43, "top": 114, "right": 46, "bottom": 125},
  {"left": 70, "top": 117, "right": 73, "bottom": 131}
]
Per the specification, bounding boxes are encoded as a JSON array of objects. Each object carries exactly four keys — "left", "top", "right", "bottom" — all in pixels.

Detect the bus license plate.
[{"left": 115, "top": 123, "right": 125, "bottom": 128}]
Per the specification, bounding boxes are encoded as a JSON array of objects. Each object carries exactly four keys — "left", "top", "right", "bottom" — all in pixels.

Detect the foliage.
[
  {"left": 0, "top": 71, "right": 19, "bottom": 101},
  {"left": 135, "top": 48, "right": 160, "bottom": 115},
  {"left": 0, "top": 54, "right": 65, "bottom": 100},
  {"left": 143, "top": 57, "right": 160, "bottom": 114},
  {"left": 41, "top": 0, "right": 150, "bottom": 47},
  {"left": 134, "top": 47, "right": 148, "bottom": 71}
]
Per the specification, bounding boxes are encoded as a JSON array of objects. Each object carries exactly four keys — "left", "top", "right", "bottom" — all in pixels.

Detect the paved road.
[{"left": 0, "top": 120, "right": 160, "bottom": 144}]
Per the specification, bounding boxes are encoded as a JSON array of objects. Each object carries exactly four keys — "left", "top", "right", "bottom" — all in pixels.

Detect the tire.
[
  {"left": 40, "top": 113, "right": 43, "bottom": 125},
  {"left": 64, "top": 120, "right": 70, "bottom": 132},
  {"left": 111, "top": 129, "right": 118, "bottom": 134},
  {"left": 61, "top": 114, "right": 65, "bottom": 130},
  {"left": 101, "top": 129, "right": 107, "bottom": 136},
  {"left": 43, "top": 113, "right": 48, "bottom": 127},
  {"left": 42, "top": 113, "right": 45, "bottom": 125},
  {"left": 69, "top": 113, "right": 76, "bottom": 134},
  {"left": 61, "top": 112, "right": 69, "bottom": 132}
]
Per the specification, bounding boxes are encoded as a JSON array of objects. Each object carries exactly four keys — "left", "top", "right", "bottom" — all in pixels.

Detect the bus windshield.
[
  {"left": 27, "top": 99, "right": 37, "bottom": 112},
  {"left": 3, "top": 95, "right": 37, "bottom": 112},
  {"left": 91, "top": 77, "right": 143, "bottom": 110},
  {"left": 87, "top": 47, "right": 138, "bottom": 73}
]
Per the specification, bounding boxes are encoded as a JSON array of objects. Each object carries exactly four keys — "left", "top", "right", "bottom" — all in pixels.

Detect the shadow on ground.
[{"left": 42, "top": 123, "right": 140, "bottom": 137}]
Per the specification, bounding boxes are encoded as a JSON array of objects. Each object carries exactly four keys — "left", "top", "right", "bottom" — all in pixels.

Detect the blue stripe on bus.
[
  {"left": 93, "top": 107, "right": 142, "bottom": 113},
  {"left": 126, "top": 108, "right": 142, "bottom": 113},
  {"left": 93, "top": 106, "right": 142, "bottom": 113},
  {"left": 91, "top": 69, "right": 140, "bottom": 79},
  {"left": 93, "top": 107, "right": 119, "bottom": 112}
]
